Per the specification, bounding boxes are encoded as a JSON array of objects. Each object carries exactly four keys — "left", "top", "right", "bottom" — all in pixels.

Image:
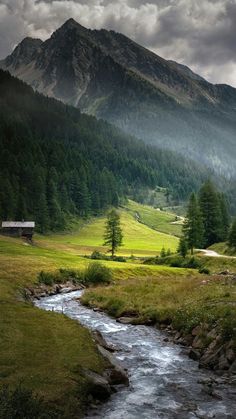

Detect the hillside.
[
  {"left": 125, "top": 200, "right": 183, "bottom": 237},
  {"left": 40, "top": 205, "right": 179, "bottom": 257},
  {"left": 0, "top": 69, "right": 210, "bottom": 231},
  {"left": 2, "top": 18, "right": 236, "bottom": 176}
]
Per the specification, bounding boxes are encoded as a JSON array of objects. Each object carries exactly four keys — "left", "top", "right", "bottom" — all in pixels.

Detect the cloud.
[{"left": 0, "top": 0, "right": 236, "bottom": 87}]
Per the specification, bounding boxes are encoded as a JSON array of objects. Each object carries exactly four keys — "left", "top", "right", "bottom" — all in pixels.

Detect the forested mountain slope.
[
  {"left": 0, "top": 69, "right": 209, "bottom": 231},
  {"left": 1, "top": 18, "right": 236, "bottom": 176}
]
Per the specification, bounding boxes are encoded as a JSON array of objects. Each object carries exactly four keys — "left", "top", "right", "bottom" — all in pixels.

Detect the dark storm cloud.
[{"left": 0, "top": 0, "right": 236, "bottom": 86}]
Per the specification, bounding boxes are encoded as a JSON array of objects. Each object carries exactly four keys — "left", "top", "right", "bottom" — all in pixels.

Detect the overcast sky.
[{"left": 1, "top": 0, "right": 236, "bottom": 87}]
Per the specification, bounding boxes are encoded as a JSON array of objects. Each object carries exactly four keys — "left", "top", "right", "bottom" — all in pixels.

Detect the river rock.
[
  {"left": 117, "top": 317, "right": 137, "bottom": 324},
  {"left": 207, "top": 328, "right": 219, "bottom": 340},
  {"left": 176, "top": 334, "right": 193, "bottom": 346},
  {"left": 199, "top": 344, "right": 224, "bottom": 369},
  {"left": 226, "top": 348, "right": 235, "bottom": 363},
  {"left": 192, "top": 335, "right": 205, "bottom": 350},
  {"left": 97, "top": 345, "right": 129, "bottom": 386},
  {"left": 229, "top": 360, "right": 236, "bottom": 374},
  {"left": 174, "top": 331, "right": 181, "bottom": 340},
  {"left": 189, "top": 349, "right": 201, "bottom": 361},
  {"left": 218, "top": 354, "right": 230, "bottom": 371},
  {"left": 92, "top": 330, "right": 116, "bottom": 352},
  {"left": 192, "top": 325, "right": 202, "bottom": 336},
  {"left": 81, "top": 368, "right": 112, "bottom": 400}
]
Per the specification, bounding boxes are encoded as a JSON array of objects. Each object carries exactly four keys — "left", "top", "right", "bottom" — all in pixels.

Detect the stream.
[{"left": 35, "top": 291, "right": 236, "bottom": 419}]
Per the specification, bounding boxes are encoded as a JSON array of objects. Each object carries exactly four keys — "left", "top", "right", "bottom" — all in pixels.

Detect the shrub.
[
  {"left": 160, "top": 247, "right": 166, "bottom": 257},
  {"left": 169, "top": 256, "right": 184, "bottom": 268},
  {"left": 184, "top": 257, "right": 201, "bottom": 269},
  {"left": 37, "top": 264, "right": 112, "bottom": 287},
  {"left": 38, "top": 269, "right": 84, "bottom": 286},
  {"left": 90, "top": 251, "right": 104, "bottom": 260},
  {"left": 166, "top": 249, "right": 172, "bottom": 256},
  {"left": 38, "top": 271, "right": 55, "bottom": 286},
  {"left": 112, "top": 256, "right": 126, "bottom": 262},
  {"left": 84, "top": 263, "right": 112, "bottom": 285},
  {"left": 58, "top": 268, "right": 84, "bottom": 283}
]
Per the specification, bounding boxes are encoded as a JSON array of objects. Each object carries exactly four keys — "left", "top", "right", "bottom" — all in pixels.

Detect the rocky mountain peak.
[
  {"left": 53, "top": 18, "right": 89, "bottom": 39},
  {"left": 1, "top": 18, "right": 236, "bottom": 177},
  {"left": 4, "top": 37, "right": 43, "bottom": 69}
]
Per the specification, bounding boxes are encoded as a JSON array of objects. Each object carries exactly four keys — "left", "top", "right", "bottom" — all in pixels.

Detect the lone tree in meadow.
[{"left": 104, "top": 210, "right": 123, "bottom": 257}]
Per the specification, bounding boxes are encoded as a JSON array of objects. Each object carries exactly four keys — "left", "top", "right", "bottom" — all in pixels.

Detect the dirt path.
[{"left": 197, "top": 249, "right": 236, "bottom": 259}]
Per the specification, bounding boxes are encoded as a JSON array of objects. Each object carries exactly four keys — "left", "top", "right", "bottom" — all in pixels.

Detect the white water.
[{"left": 35, "top": 291, "right": 236, "bottom": 419}]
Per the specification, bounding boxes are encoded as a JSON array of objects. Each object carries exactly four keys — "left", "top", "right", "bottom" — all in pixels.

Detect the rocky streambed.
[{"left": 35, "top": 290, "right": 236, "bottom": 419}]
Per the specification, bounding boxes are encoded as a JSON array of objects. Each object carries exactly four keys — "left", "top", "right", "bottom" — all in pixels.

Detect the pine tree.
[
  {"left": 178, "top": 236, "right": 188, "bottom": 258},
  {"left": 112, "top": 191, "right": 119, "bottom": 207},
  {"left": 198, "top": 181, "right": 222, "bottom": 247},
  {"left": 47, "top": 176, "right": 65, "bottom": 231},
  {"left": 35, "top": 192, "right": 49, "bottom": 233},
  {"left": 60, "top": 184, "right": 70, "bottom": 213},
  {"left": 1, "top": 179, "right": 16, "bottom": 219},
  {"left": 104, "top": 210, "right": 123, "bottom": 257},
  {"left": 160, "top": 247, "right": 166, "bottom": 257},
  {"left": 16, "top": 189, "right": 28, "bottom": 221},
  {"left": 183, "top": 192, "right": 204, "bottom": 254},
  {"left": 228, "top": 219, "right": 236, "bottom": 248},
  {"left": 77, "top": 181, "right": 91, "bottom": 217},
  {"left": 218, "top": 193, "right": 230, "bottom": 241}
]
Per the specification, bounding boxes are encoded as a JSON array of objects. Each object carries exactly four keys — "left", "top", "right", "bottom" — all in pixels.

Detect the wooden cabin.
[{"left": 1, "top": 221, "right": 35, "bottom": 239}]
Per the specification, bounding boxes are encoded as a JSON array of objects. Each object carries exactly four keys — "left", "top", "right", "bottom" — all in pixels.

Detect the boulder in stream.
[
  {"left": 92, "top": 330, "right": 117, "bottom": 352},
  {"left": 117, "top": 317, "right": 138, "bottom": 324},
  {"left": 82, "top": 368, "right": 112, "bottom": 400},
  {"left": 97, "top": 345, "right": 129, "bottom": 386}
]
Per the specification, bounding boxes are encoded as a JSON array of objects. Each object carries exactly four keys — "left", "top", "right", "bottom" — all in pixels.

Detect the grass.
[
  {"left": 0, "top": 236, "right": 109, "bottom": 416},
  {"left": 198, "top": 255, "right": 236, "bottom": 272},
  {"left": 40, "top": 207, "right": 179, "bottom": 257},
  {"left": 1, "top": 203, "right": 236, "bottom": 414},
  {"left": 82, "top": 274, "right": 236, "bottom": 340},
  {"left": 124, "top": 199, "right": 183, "bottom": 237},
  {"left": 0, "top": 232, "right": 191, "bottom": 416}
]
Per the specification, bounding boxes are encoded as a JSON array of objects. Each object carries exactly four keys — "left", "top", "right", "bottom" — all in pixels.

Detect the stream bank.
[
  {"left": 35, "top": 290, "right": 236, "bottom": 419},
  {"left": 28, "top": 281, "right": 236, "bottom": 375}
]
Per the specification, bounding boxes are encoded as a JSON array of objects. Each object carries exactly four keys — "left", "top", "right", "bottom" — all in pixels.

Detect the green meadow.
[
  {"left": 0, "top": 208, "right": 183, "bottom": 416},
  {"left": 1, "top": 203, "right": 236, "bottom": 416},
  {"left": 40, "top": 204, "right": 179, "bottom": 257},
  {"left": 125, "top": 200, "right": 183, "bottom": 237}
]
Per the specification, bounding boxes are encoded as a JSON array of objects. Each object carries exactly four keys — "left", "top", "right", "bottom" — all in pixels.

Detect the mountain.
[
  {"left": 0, "top": 69, "right": 211, "bottom": 231},
  {"left": 1, "top": 18, "right": 236, "bottom": 176}
]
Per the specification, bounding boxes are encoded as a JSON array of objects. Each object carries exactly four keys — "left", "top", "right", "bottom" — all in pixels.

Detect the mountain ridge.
[
  {"left": 0, "top": 68, "right": 213, "bottom": 230},
  {"left": 1, "top": 18, "right": 236, "bottom": 176}
]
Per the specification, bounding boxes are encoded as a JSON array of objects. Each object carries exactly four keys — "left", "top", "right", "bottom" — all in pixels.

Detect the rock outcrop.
[{"left": 172, "top": 323, "right": 236, "bottom": 374}]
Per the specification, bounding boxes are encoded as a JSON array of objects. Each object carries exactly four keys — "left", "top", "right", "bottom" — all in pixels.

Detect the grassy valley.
[
  {"left": 41, "top": 204, "right": 179, "bottom": 257},
  {"left": 125, "top": 199, "right": 183, "bottom": 237},
  {"left": 1, "top": 12, "right": 236, "bottom": 419},
  {"left": 1, "top": 196, "right": 236, "bottom": 415},
  {"left": 0, "top": 205, "right": 186, "bottom": 415}
]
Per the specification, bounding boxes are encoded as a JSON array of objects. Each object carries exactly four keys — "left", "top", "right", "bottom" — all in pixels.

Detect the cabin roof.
[{"left": 1, "top": 221, "right": 35, "bottom": 228}]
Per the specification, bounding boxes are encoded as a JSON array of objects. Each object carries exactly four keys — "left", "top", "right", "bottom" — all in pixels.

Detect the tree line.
[
  {"left": 0, "top": 69, "right": 211, "bottom": 233},
  {"left": 180, "top": 180, "right": 233, "bottom": 255}
]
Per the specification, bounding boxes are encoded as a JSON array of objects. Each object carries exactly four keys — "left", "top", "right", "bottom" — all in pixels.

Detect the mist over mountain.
[{"left": 1, "top": 18, "right": 236, "bottom": 177}]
